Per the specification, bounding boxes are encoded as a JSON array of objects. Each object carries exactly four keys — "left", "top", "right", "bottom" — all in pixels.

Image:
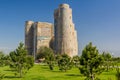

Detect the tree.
[
  {"left": 0, "top": 52, "right": 11, "bottom": 66},
  {"left": 46, "top": 53, "right": 55, "bottom": 70},
  {"left": 102, "top": 52, "right": 112, "bottom": 71},
  {"left": 3, "top": 55, "right": 11, "bottom": 66},
  {"left": 55, "top": 54, "right": 62, "bottom": 65},
  {"left": 112, "top": 57, "right": 120, "bottom": 68},
  {"left": 80, "top": 42, "right": 104, "bottom": 80},
  {"left": 116, "top": 66, "right": 120, "bottom": 80},
  {"left": 0, "top": 52, "right": 5, "bottom": 66},
  {"left": 0, "top": 52, "right": 9, "bottom": 80},
  {"left": 9, "top": 42, "right": 34, "bottom": 78},
  {"left": 72, "top": 56, "right": 80, "bottom": 68},
  {"left": 37, "top": 46, "right": 55, "bottom": 70},
  {"left": 57, "top": 54, "right": 72, "bottom": 72}
]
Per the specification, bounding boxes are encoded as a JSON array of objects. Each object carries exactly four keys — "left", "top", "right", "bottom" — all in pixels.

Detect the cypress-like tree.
[
  {"left": 9, "top": 42, "right": 34, "bottom": 78},
  {"left": 80, "top": 42, "right": 104, "bottom": 80},
  {"left": 37, "top": 46, "right": 55, "bottom": 70},
  {"left": 57, "top": 54, "right": 72, "bottom": 72}
]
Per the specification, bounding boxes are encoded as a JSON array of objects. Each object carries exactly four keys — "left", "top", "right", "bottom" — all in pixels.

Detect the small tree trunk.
[
  {"left": 20, "top": 69, "right": 22, "bottom": 78},
  {"left": 49, "top": 65, "right": 53, "bottom": 70},
  {"left": 92, "top": 77, "right": 94, "bottom": 80},
  {"left": 19, "top": 65, "right": 22, "bottom": 78},
  {"left": 91, "top": 74, "right": 94, "bottom": 80}
]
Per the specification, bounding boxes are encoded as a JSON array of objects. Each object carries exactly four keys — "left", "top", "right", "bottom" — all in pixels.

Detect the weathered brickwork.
[
  {"left": 54, "top": 4, "right": 78, "bottom": 57},
  {"left": 25, "top": 4, "right": 78, "bottom": 57},
  {"left": 25, "top": 21, "right": 53, "bottom": 57}
]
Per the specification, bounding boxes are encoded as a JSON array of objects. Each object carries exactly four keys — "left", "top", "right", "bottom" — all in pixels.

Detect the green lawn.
[{"left": 0, "top": 64, "right": 117, "bottom": 80}]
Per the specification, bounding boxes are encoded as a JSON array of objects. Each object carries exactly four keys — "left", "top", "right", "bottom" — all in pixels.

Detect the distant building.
[{"left": 25, "top": 3, "right": 78, "bottom": 57}]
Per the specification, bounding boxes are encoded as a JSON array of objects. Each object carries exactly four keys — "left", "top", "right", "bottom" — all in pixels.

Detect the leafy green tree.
[
  {"left": 37, "top": 46, "right": 55, "bottom": 70},
  {"left": 102, "top": 52, "right": 112, "bottom": 71},
  {"left": 9, "top": 42, "right": 34, "bottom": 78},
  {"left": 0, "top": 52, "right": 5, "bottom": 66},
  {"left": 80, "top": 42, "right": 104, "bottom": 80},
  {"left": 0, "top": 52, "right": 11, "bottom": 67},
  {"left": 111, "top": 57, "right": 119, "bottom": 69},
  {"left": 46, "top": 53, "right": 55, "bottom": 70},
  {"left": 116, "top": 66, "right": 120, "bottom": 80},
  {"left": 0, "top": 52, "right": 8, "bottom": 80},
  {"left": 55, "top": 54, "right": 62, "bottom": 64},
  {"left": 58, "top": 54, "right": 72, "bottom": 72},
  {"left": 36, "top": 47, "right": 47, "bottom": 59},
  {"left": 72, "top": 56, "right": 80, "bottom": 68}
]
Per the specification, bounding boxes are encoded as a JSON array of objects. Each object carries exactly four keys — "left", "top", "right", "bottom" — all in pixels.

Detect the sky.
[{"left": 0, "top": 0, "right": 120, "bottom": 56}]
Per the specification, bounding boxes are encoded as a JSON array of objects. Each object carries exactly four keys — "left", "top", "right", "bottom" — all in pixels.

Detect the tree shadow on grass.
[
  {"left": 4, "top": 69, "right": 16, "bottom": 72},
  {"left": 52, "top": 70, "right": 61, "bottom": 72},
  {"left": 31, "top": 76, "right": 47, "bottom": 80},
  {"left": 4, "top": 76, "right": 20, "bottom": 78},
  {"left": 40, "top": 67, "right": 48, "bottom": 69},
  {"left": 65, "top": 74, "right": 82, "bottom": 77}
]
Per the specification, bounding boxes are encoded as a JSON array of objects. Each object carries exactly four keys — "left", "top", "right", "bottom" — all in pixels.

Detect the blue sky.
[{"left": 0, "top": 0, "right": 120, "bottom": 56}]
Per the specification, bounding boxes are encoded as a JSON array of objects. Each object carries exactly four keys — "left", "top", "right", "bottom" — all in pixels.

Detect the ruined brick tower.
[
  {"left": 25, "top": 21, "right": 34, "bottom": 55},
  {"left": 25, "top": 3, "right": 78, "bottom": 57},
  {"left": 54, "top": 4, "right": 78, "bottom": 57}
]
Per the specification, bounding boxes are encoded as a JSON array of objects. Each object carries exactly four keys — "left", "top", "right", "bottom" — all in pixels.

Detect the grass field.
[{"left": 0, "top": 64, "right": 117, "bottom": 80}]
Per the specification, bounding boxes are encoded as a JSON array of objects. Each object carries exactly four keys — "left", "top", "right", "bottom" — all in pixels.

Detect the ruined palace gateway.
[
  {"left": 54, "top": 4, "right": 78, "bottom": 57},
  {"left": 25, "top": 3, "right": 78, "bottom": 57},
  {"left": 25, "top": 21, "right": 53, "bottom": 57}
]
